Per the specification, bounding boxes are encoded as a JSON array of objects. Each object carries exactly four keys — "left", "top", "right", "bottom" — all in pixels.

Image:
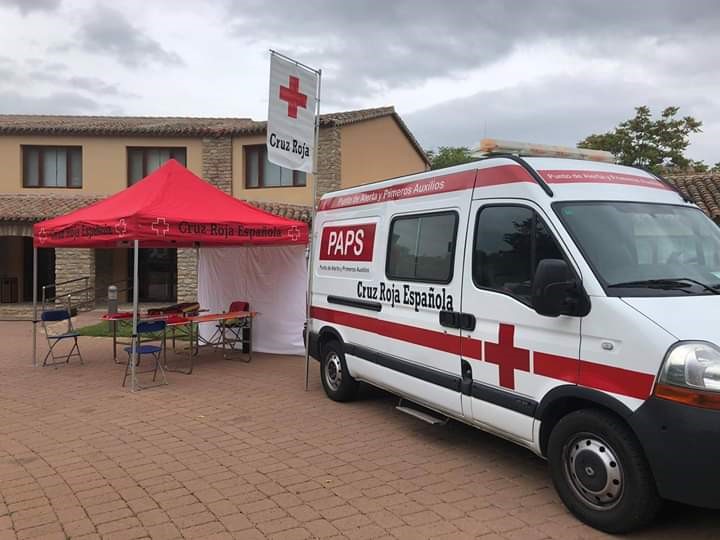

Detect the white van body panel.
[{"left": 622, "top": 296, "right": 720, "bottom": 342}]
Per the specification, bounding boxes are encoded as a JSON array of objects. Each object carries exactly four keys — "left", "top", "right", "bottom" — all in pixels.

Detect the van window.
[
  {"left": 473, "top": 205, "right": 564, "bottom": 303},
  {"left": 386, "top": 212, "right": 458, "bottom": 283}
]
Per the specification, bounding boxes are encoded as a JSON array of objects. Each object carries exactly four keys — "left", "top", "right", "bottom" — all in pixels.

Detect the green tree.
[
  {"left": 578, "top": 106, "right": 702, "bottom": 174},
  {"left": 426, "top": 146, "right": 476, "bottom": 170},
  {"left": 688, "top": 160, "right": 709, "bottom": 173}
]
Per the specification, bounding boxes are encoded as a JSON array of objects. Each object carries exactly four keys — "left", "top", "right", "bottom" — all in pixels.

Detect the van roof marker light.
[{"left": 471, "top": 138, "right": 616, "bottom": 163}]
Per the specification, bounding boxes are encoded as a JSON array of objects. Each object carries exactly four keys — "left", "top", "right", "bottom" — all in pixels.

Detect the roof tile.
[
  {"left": 0, "top": 107, "right": 396, "bottom": 137},
  {"left": 245, "top": 201, "right": 312, "bottom": 223},
  {"left": 0, "top": 193, "right": 313, "bottom": 224},
  {"left": 666, "top": 173, "right": 720, "bottom": 220},
  {"left": 0, "top": 193, "right": 105, "bottom": 222}
]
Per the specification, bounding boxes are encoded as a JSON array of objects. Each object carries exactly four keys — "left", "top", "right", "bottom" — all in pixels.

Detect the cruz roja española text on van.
[{"left": 357, "top": 280, "right": 454, "bottom": 312}]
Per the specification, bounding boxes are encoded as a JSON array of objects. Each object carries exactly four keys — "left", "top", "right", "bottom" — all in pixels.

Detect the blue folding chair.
[
  {"left": 123, "top": 320, "right": 167, "bottom": 388},
  {"left": 41, "top": 309, "right": 83, "bottom": 367}
]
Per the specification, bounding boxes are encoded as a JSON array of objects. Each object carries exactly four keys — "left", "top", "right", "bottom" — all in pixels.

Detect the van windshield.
[{"left": 555, "top": 202, "right": 720, "bottom": 297}]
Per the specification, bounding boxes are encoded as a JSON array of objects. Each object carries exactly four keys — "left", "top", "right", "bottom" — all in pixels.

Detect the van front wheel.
[
  {"left": 320, "top": 341, "right": 358, "bottom": 402},
  {"left": 547, "top": 409, "right": 661, "bottom": 533}
]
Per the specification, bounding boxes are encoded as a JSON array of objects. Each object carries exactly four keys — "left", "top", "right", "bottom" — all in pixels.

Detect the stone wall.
[
  {"left": 202, "top": 136, "right": 233, "bottom": 194},
  {"left": 173, "top": 137, "right": 233, "bottom": 302},
  {"left": 314, "top": 126, "right": 342, "bottom": 205},
  {"left": 54, "top": 248, "right": 95, "bottom": 307},
  {"left": 176, "top": 248, "right": 198, "bottom": 303}
]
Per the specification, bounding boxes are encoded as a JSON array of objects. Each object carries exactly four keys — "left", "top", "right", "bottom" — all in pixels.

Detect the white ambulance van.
[{"left": 306, "top": 139, "right": 720, "bottom": 532}]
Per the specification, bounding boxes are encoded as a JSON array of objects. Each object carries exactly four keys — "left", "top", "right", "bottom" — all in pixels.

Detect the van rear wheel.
[
  {"left": 547, "top": 409, "right": 661, "bottom": 533},
  {"left": 320, "top": 341, "right": 358, "bottom": 402}
]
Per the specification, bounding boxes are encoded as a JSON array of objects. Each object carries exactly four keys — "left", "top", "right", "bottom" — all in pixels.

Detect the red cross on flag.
[{"left": 267, "top": 52, "right": 319, "bottom": 174}]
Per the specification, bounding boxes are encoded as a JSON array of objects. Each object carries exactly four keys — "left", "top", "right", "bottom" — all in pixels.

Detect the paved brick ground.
[{"left": 0, "top": 317, "right": 718, "bottom": 539}]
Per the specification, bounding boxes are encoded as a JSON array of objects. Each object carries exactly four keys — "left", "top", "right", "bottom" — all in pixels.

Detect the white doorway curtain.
[{"left": 197, "top": 245, "right": 307, "bottom": 355}]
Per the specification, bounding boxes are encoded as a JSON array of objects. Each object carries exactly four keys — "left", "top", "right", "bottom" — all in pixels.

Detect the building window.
[
  {"left": 245, "top": 145, "right": 306, "bottom": 188},
  {"left": 127, "top": 147, "right": 186, "bottom": 185},
  {"left": 386, "top": 211, "right": 458, "bottom": 283},
  {"left": 472, "top": 205, "right": 564, "bottom": 304},
  {"left": 23, "top": 146, "right": 82, "bottom": 188}
]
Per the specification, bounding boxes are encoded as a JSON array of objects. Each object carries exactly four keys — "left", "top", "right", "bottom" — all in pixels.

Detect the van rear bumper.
[{"left": 630, "top": 396, "right": 720, "bottom": 509}]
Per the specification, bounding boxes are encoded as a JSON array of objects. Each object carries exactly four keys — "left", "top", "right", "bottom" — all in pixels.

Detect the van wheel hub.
[
  {"left": 564, "top": 435, "right": 623, "bottom": 510},
  {"left": 324, "top": 352, "right": 343, "bottom": 391}
]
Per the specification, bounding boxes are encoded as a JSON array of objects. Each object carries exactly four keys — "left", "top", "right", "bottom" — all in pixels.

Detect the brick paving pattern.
[{"left": 0, "top": 318, "right": 718, "bottom": 539}]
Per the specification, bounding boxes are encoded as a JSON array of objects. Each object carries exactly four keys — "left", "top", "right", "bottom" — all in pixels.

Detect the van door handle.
[
  {"left": 460, "top": 313, "right": 476, "bottom": 331},
  {"left": 461, "top": 359, "right": 473, "bottom": 395},
  {"left": 439, "top": 310, "right": 460, "bottom": 329}
]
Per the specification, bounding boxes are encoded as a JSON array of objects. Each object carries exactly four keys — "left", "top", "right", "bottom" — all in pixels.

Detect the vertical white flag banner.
[{"left": 267, "top": 54, "right": 318, "bottom": 173}]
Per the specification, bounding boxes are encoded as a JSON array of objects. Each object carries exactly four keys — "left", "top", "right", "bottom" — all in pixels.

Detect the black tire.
[
  {"left": 547, "top": 408, "right": 661, "bottom": 533},
  {"left": 320, "top": 341, "right": 358, "bottom": 402}
]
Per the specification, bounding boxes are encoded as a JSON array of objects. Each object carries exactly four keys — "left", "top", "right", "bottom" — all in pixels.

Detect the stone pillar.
[
  {"left": 176, "top": 248, "right": 198, "bottom": 303},
  {"left": 175, "top": 137, "right": 234, "bottom": 302},
  {"left": 314, "top": 126, "right": 342, "bottom": 206},
  {"left": 54, "top": 248, "right": 95, "bottom": 307},
  {"left": 202, "top": 136, "right": 233, "bottom": 194}
]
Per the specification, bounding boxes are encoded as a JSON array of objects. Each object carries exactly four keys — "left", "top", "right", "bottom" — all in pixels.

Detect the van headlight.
[{"left": 655, "top": 341, "right": 720, "bottom": 409}]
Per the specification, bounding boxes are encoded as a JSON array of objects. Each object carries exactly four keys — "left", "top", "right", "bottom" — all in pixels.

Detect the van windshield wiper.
[{"left": 607, "top": 278, "right": 720, "bottom": 295}]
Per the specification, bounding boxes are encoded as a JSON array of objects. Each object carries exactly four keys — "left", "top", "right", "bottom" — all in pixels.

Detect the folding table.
[{"left": 163, "top": 310, "right": 255, "bottom": 374}]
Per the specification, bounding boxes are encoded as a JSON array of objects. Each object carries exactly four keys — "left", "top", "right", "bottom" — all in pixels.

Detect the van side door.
[
  {"left": 345, "top": 203, "right": 468, "bottom": 419},
  {"left": 459, "top": 200, "right": 582, "bottom": 444}
]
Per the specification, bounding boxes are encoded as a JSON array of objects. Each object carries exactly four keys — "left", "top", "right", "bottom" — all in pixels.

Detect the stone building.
[{"left": 0, "top": 107, "right": 429, "bottom": 308}]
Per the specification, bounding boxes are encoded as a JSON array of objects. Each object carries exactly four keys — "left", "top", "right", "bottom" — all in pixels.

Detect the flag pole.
[
  {"left": 32, "top": 245, "right": 38, "bottom": 367},
  {"left": 304, "top": 66, "right": 321, "bottom": 391},
  {"left": 131, "top": 239, "right": 139, "bottom": 392}
]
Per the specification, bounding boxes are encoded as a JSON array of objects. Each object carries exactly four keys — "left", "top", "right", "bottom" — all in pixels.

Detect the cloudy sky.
[{"left": 1, "top": 0, "right": 718, "bottom": 163}]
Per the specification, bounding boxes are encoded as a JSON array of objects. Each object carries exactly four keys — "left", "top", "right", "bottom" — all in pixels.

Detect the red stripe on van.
[
  {"left": 535, "top": 351, "right": 655, "bottom": 399},
  {"left": 310, "top": 306, "right": 463, "bottom": 355},
  {"left": 577, "top": 360, "right": 656, "bottom": 400},
  {"left": 317, "top": 170, "right": 477, "bottom": 211},
  {"left": 538, "top": 169, "right": 670, "bottom": 191},
  {"left": 534, "top": 352, "right": 579, "bottom": 383},
  {"left": 474, "top": 164, "right": 534, "bottom": 187}
]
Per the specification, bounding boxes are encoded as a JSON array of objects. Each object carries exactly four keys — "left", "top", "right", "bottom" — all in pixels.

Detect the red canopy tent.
[
  {"left": 33, "top": 159, "right": 308, "bottom": 248},
  {"left": 30, "top": 160, "right": 309, "bottom": 388}
]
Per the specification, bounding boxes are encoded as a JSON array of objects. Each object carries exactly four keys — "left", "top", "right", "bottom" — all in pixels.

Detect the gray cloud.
[
  {"left": 404, "top": 74, "right": 718, "bottom": 162},
  {"left": 0, "top": 57, "right": 134, "bottom": 102},
  {"left": 25, "top": 57, "right": 67, "bottom": 71},
  {"left": 0, "top": 0, "right": 60, "bottom": 14},
  {"left": 227, "top": 0, "right": 720, "bottom": 101},
  {"left": 0, "top": 90, "right": 103, "bottom": 114},
  {"left": 74, "top": 5, "right": 184, "bottom": 68},
  {"left": 68, "top": 76, "right": 131, "bottom": 97}
]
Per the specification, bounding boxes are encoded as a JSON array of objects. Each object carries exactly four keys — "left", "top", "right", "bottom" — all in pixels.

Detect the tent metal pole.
[
  {"left": 304, "top": 67, "right": 321, "bottom": 391},
  {"left": 32, "top": 245, "right": 38, "bottom": 367},
  {"left": 131, "top": 239, "right": 140, "bottom": 392}
]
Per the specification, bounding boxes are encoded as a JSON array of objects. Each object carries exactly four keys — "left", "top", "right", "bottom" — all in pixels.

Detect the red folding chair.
[{"left": 210, "top": 301, "right": 252, "bottom": 361}]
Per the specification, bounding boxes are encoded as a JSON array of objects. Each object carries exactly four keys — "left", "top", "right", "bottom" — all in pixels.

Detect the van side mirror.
[{"left": 532, "top": 259, "right": 590, "bottom": 317}]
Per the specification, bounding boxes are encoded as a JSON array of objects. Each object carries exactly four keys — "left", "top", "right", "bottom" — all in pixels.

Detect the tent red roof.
[{"left": 33, "top": 160, "right": 309, "bottom": 248}]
